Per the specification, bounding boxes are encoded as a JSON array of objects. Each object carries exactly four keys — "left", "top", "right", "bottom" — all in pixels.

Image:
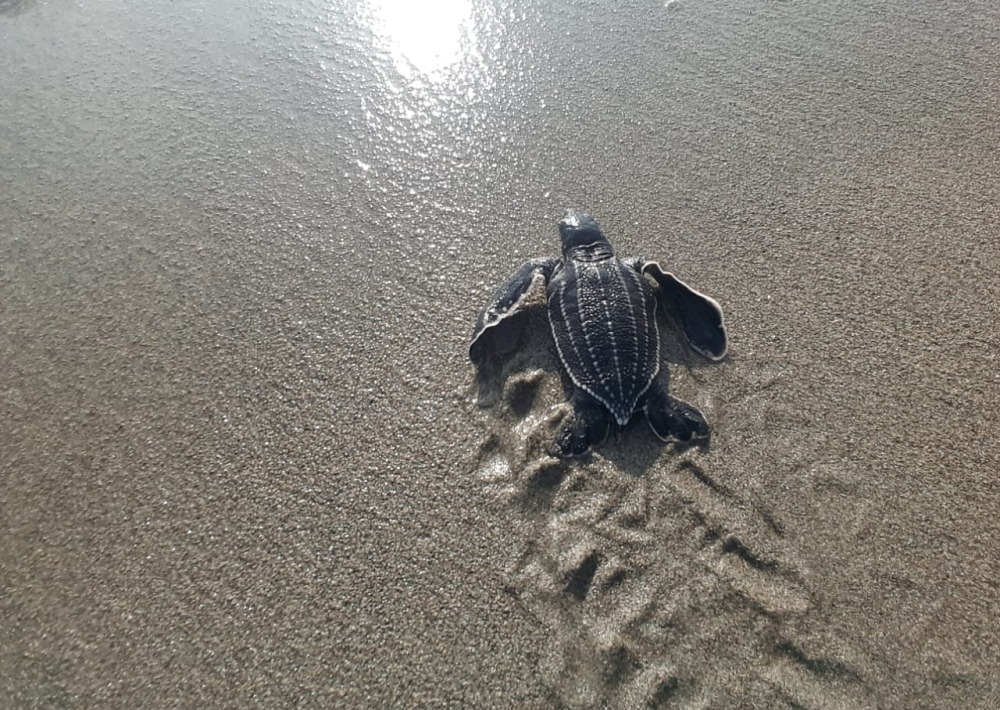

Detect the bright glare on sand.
[{"left": 369, "top": 0, "right": 475, "bottom": 79}]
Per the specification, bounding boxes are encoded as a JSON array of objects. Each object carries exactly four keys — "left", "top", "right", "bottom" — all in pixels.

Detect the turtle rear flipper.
[
  {"left": 555, "top": 391, "right": 611, "bottom": 458},
  {"left": 641, "top": 261, "right": 727, "bottom": 360},
  {"left": 643, "top": 381, "right": 709, "bottom": 444},
  {"left": 470, "top": 257, "right": 559, "bottom": 365}
]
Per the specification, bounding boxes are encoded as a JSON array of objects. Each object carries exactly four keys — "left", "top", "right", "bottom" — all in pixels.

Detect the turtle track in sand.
[{"left": 472, "top": 318, "right": 869, "bottom": 708}]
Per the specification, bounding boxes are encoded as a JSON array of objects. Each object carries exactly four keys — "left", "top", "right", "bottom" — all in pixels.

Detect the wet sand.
[{"left": 2, "top": 0, "right": 998, "bottom": 706}]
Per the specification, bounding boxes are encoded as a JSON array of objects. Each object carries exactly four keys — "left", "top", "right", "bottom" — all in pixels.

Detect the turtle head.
[{"left": 558, "top": 210, "right": 611, "bottom": 257}]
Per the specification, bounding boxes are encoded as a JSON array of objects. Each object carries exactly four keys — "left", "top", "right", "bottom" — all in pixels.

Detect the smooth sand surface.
[{"left": 2, "top": 0, "right": 998, "bottom": 706}]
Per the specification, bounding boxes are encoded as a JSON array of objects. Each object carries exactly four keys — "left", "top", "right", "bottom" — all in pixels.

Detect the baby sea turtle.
[{"left": 470, "top": 210, "right": 727, "bottom": 457}]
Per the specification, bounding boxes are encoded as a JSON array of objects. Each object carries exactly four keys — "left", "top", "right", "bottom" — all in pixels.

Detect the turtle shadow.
[
  {"left": 589, "top": 369, "right": 714, "bottom": 478},
  {"left": 472, "top": 304, "right": 562, "bottom": 411},
  {"left": 597, "top": 411, "right": 711, "bottom": 477},
  {"left": 656, "top": 310, "right": 730, "bottom": 369}
]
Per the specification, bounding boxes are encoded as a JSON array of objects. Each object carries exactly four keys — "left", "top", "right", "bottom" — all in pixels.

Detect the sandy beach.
[{"left": 2, "top": 0, "right": 998, "bottom": 706}]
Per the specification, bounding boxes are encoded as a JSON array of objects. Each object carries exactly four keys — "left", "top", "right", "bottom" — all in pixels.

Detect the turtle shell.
[{"left": 547, "top": 251, "right": 660, "bottom": 425}]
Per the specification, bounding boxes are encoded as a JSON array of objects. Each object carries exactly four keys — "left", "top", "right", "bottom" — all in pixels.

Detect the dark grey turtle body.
[
  {"left": 471, "top": 210, "right": 727, "bottom": 457},
  {"left": 546, "top": 227, "right": 659, "bottom": 426}
]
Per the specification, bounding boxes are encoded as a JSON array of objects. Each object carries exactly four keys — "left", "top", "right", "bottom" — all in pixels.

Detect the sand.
[{"left": 1, "top": 0, "right": 998, "bottom": 706}]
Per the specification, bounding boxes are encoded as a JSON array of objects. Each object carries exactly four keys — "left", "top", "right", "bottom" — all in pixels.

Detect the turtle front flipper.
[
  {"left": 470, "top": 257, "right": 559, "bottom": 365},
  {"left": 641, "top": 261, "right": 728, "bottom": 360},
  {"left": 642, "top": 380, "right": 710, "bottom": 444},
  {"left": 555, "top": 390, "right": 612, "bottom": 458}
]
